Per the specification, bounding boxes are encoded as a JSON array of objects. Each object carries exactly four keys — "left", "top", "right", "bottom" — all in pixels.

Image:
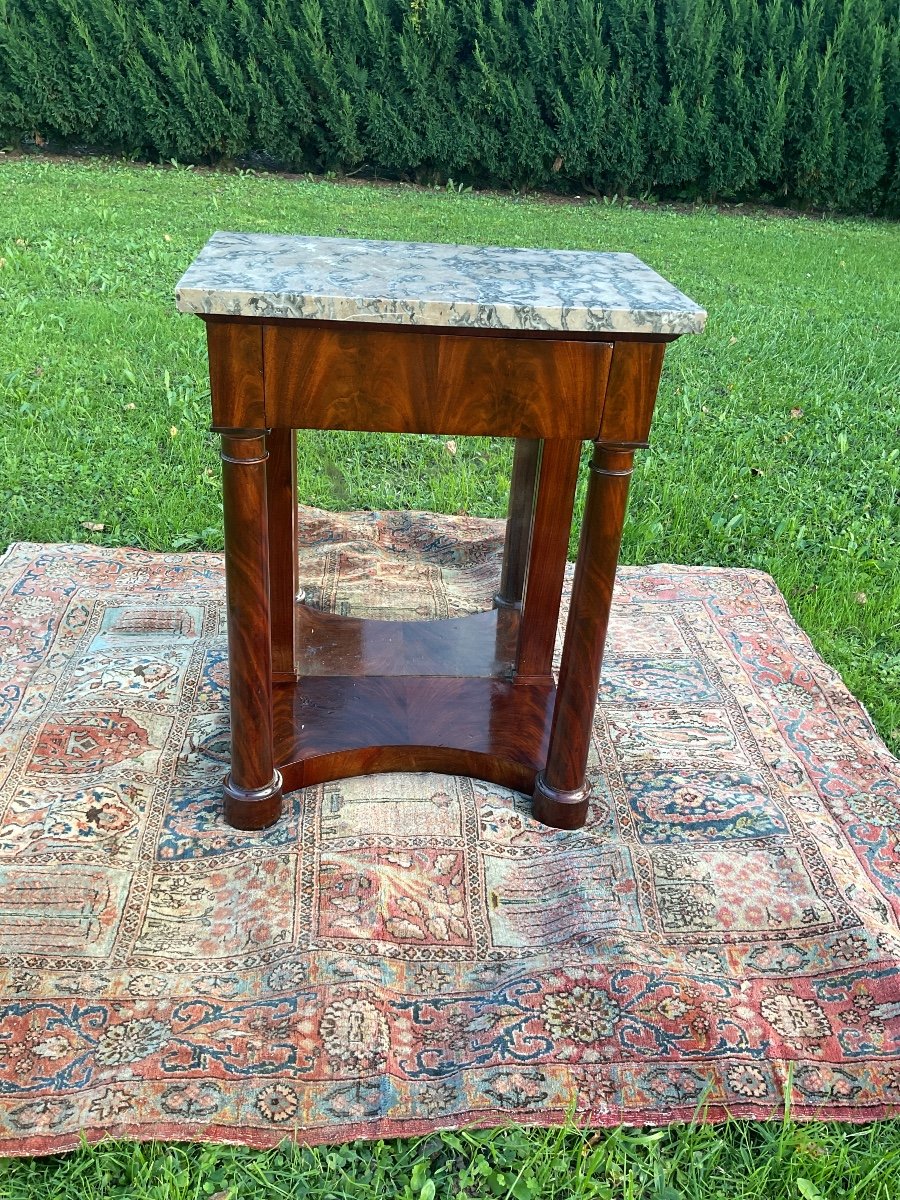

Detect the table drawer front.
[{"left": 263, "top": 325, "right": 612, "bottom": 438}]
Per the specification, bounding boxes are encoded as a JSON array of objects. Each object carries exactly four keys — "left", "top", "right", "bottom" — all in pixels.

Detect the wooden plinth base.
[{"left": 273, "top": 674, "right": 555, "bottom": 794}]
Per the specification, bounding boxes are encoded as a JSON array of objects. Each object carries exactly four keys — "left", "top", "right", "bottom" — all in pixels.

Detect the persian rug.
[{"left": 0, "top": 507, "right": 898, "bottom": 1156}]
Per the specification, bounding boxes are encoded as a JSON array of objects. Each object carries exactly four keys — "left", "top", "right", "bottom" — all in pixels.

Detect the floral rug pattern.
[{"left": 0, "top": 507, "right": 898, "bottom": 1154}]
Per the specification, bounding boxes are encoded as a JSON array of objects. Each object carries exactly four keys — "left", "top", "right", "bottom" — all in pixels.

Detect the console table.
[{"left": 176, "top": 232, "right": 705, "bottom": 831}]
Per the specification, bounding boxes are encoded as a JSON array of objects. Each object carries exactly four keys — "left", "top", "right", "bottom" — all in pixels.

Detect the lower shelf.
[{"left": 273, "top": 673, "right": 555, "bottom": 794}]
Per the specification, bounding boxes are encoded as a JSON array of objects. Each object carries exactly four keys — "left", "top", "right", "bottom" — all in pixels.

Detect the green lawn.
[
  {"left": 0, "top": 155, "right": 899, "bottom": 1196},
  {"left": 2, "top": 1118, "right": 900, "bottom": 1199},
  {"left": 1, "top": 156, "right": 897, "bottom": 758}
]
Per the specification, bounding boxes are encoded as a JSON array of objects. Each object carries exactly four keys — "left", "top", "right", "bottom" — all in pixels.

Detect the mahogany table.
[{"left": 176, "top": 233, "right": 705, "bottom": 831}]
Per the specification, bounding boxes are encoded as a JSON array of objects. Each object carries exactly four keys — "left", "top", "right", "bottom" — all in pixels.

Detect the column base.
[
  {"left": 223, "top": 770, "right": 284, "bottom": 830},
  {"left": 532, "top": 772, "right": 590, "bottom": 830}
]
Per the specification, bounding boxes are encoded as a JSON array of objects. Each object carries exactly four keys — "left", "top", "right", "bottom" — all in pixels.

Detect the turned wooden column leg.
[
  {"left": 266, "top": 428, "right": 300, "bottom": 680},
  {"left": 220, "top": 429, "right": 283, "bottom": 829},
  {"left": 515, "top": 438, "right": 583, "bottom": 678},
  {"left": 533, "top": 443, "right": 634, "bottom": 829},
  {"left": 494, "top": 437, "right": 540, "bottom": 610}
]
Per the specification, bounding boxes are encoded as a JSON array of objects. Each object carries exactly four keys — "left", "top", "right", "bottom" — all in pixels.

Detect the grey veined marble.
[{"left": 175, "top": 230, "right": 707, "bottom": 335}]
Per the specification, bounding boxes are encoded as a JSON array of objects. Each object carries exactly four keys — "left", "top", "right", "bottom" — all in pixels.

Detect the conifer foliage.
[{"left": 0, "top": 0, "right": 896, "bottom": 213}]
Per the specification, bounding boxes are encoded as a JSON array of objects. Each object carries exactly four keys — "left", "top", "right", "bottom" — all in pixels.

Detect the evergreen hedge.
[{"left": 0, "top": 0, "right": 897, "bottom": 214}]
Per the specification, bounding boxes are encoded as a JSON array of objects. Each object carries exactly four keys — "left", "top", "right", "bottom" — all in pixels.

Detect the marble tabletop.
[{"left": 175, "top": 231, "right": 706, "bottom": 335}]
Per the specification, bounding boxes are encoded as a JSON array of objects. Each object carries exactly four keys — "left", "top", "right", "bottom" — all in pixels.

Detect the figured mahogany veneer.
[
  {"left": 201, "top": 315, "right": 679, "bottom": 831},
  {"left": 273, "top": 675, "right": 555, "bottom": 795},
  {"left": 263, "top": 324, "right": 613, "bottom": 438}
]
